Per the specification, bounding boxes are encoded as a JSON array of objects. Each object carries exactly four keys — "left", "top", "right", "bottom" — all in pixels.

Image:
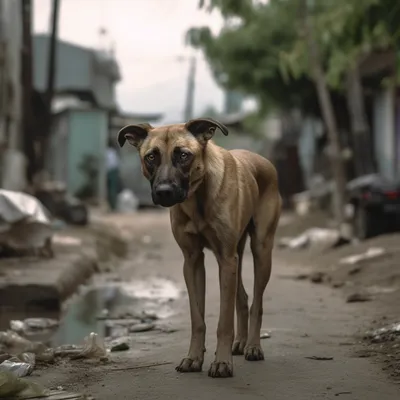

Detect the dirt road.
[{"left": 37, "top": 211, "right": 400, "bottom": 399}]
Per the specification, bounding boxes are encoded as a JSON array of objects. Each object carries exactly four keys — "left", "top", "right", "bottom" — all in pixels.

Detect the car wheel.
[{"left": 354, "top": 206, "right": 374, "bottom": 240}]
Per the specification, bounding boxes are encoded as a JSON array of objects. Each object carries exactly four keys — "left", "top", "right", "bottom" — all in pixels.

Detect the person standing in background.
[{"left": 106, "top": 138, "right": 120, "bottom": 211}]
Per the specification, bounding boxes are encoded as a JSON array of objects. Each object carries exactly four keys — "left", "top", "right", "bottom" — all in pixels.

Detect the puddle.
[{"left": 0, "top": 277, "right": 181, "bottom": 347}]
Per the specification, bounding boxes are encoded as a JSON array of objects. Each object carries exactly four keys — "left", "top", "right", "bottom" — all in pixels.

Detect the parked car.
[{"left": 347, "top": 174, "right": 400, "bottom": 239}]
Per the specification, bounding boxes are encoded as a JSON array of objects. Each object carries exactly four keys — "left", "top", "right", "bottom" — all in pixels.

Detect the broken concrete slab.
[
  {"left": 0, "top": 252, "right": 97, "bottom": 310},
  {"left": 0, "top": 221, "right": 129, "bottom": 311}
]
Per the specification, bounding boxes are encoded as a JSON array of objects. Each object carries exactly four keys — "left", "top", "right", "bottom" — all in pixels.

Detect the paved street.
[{"left": 36, "top": 211, "right": 400, "bottom": 399}]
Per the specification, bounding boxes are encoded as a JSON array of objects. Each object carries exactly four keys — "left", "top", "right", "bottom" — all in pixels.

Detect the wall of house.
[
  {"left": 33, "top": 35, "right": 120, "bottom": 111},
  {"left": 373, "top": 86, "right": 396, "bottom": 181},
  {"left": 67, "top": 110, "right": 108, "bottom": 200},
  {"left": 34, "top": 35, "right": 92, "bottom": 93},
  {"left": 47, "top": 109, "right": 108, "bottom": 200}
]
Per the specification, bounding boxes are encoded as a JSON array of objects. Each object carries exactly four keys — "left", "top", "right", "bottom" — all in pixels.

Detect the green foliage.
[
  {"left": 188, "top": 0, "right": 400, "bottom": 115},
  {"left": 187, "top": 1, "right": 319, "bottom": 115}
]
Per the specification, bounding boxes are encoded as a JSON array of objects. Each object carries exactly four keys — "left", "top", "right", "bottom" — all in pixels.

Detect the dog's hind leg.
[
  {"left": 245, "top": 196, "right": 281, "bottom": 361},
  {"left": 232, "top": 232, "right": 249, "bottom": 356}
]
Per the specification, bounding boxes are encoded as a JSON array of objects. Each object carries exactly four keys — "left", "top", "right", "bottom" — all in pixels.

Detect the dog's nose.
[{"left": 154, "top": 184, "right": 175, "bottom": 204}]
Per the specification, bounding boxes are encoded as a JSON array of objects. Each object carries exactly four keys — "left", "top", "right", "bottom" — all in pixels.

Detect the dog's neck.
[{"left": 179, "top": 141, "right": 226, "bottom": 228}]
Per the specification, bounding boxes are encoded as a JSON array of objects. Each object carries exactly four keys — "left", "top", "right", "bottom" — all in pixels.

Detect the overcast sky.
[{"left": 33, "top": 0, "right": 225, "bottom": 122}]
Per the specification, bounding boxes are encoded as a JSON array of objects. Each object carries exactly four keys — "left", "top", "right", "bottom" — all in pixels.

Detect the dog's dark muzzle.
[{"left": 152, "top": 183, "right": 187, "bottom": 208}]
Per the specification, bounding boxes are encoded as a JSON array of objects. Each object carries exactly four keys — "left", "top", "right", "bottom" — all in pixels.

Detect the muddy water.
[{"left": 0, "top": 277, "right": 182, "bottom": 347}]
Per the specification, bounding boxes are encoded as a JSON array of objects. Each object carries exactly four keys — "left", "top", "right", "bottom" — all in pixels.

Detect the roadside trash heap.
[
  {"left": 0, "top": 190, "right": 54, "bottom": 258},
  {"left": 0, "top": 318, "right": 103, "bottom": 399}
]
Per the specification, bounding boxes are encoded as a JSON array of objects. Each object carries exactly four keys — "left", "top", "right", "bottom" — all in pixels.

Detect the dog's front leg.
[
  {"left": 208, "top": 253, "right": 237, "bottom": 378},
  {"left": 176, "top": 250, "right": 206, "bottom": 373}
]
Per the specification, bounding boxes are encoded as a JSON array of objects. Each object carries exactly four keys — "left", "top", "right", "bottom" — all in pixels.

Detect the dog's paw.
[
  {"left": 232, "top": 340, "right": 246, "bottom": 356},
  {"left": 175, "top": 357, "right": 203, "bottom": 373},
  {"left": 208, "top": 361, "right": 233, "bottom": 378},
  {"left": 244, "top": 344, "right": 264, "bottom": 361}
]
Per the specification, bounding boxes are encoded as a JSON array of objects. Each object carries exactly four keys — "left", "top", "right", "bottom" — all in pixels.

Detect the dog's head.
[{"left": 117, "top": 118, "right": 229, "bottom": 208}]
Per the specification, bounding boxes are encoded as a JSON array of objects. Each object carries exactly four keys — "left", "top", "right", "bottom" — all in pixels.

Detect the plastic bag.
[
  {"left": 0, "top": 331, "right": 47, "bottom": 354},
  {"left": 0, "top": 360, "right": 33, "bottom": 378},
  {"left": 0, "top": 352, "right": 35, "bottom": 377},
  {"left": 70, "top": 333, "right": 107, "bottom": 360},
  {"left": 0, "top": 370, "right": 49, "bottom": 398},
  {"left": 116, "top": 189, "right": 139, "bottom": 213}
]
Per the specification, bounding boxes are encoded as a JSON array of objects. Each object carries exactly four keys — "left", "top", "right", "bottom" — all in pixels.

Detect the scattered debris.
[
  {"left": 0, "top": 331, "right": 47, "bottom": 354},
  {"left": 0, "top": 370, "right": 48, "bottom": 398},
  {"left": 295, "top": 274, "right": 309, "bottom": 281},
  {"left": 366, "top": 286, "right": 397, "bottom": 295},
  {"left": 0, "top": 189, "right": 54, "bottom": 257},
  {"left": 52, "top": 235, "right": 83, "bottom": 247},
  {"left": 10, "top": 318, "right": 59, "bottom": 335},
  {"left": 109, "top": 361, "right": 173, "bottom": 373},
  {"left": 365, "top": 323, "right": 400, "bottom": 343},
  {"left": 110, "top": 339, "right": 130, "bottom": 352},
  {"left": 305, "top": 356, "right": 333, "bottom": 361},
  {"left": 117, "top": 189, "right": 139, "bottom": 213},
  {"left": 157, "top": 326, "right": 178, "bottom": 334},
  {"left": 348, "top": 266, "right": 362, "bottom": 275},
  {"left": 0, "top": 370, "right": 91, "bottom": 399},
  {"left": 310, "top": 272, "right": 325, "bottom": 284},
  {"left": 129, "top": 322, "right": 155, "bottom": 333},
  {"left": 276, "top": 273, "right": 309, "bottom": 281},
  {"left": 332, "top": 281, "right": 345, "bottom": 289},
  {"left": 69, "top": 333, "right": 107, "bottom": 360},
  {"left": 279, "top": 228, "right": 340, "bottom": 250},
  {"left": 260, "top": 332, "right": 271, "bottom": 339},
  {"left": 334, "top": 392, "right": 352, "bottom": 397},
  {"left": 339, "top": 247, "right": 386, "bottom": 265},
  {"left": 0, "top": 358, "right": 33, "bottom": 378},
  {"left": 353, "top": 349, "right": 373, "bottom": 358},
  {"left": 346, "top": 293, "right": 371, "bottom": 303}
]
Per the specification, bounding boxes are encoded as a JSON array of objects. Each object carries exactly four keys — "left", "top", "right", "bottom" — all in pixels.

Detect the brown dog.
[{"left": 117, "top": 118, "right": 281, "bottom": 378}]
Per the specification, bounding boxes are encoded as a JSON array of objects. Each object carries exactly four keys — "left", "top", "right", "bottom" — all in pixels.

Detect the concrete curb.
[{"left": 0, "top": 223, "right": 128, "bottom": 311}]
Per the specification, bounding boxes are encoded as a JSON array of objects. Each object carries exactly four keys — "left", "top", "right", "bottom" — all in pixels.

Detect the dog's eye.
[
  {"left": 146, "top": 154, "right": 155, "bottom": 162},
  {"left": 180, "top": 152, "right": 189, "bottom": 160}
]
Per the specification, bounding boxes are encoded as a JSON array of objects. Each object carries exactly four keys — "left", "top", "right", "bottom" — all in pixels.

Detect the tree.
[
  {"left": 188, "top": 0, "right": 400, "bottom": 225},
  {"left": 298, "top": 0, "right": 347, "bottom": 225},
  {"left": 281, "top": 0, "right": 400, "bottom": 177},
  {"left": 187, "top": 1, "right": 321, "bottom": 116},
  {"left": 188, "top": 0, "right": 348, "bottom": 224}
]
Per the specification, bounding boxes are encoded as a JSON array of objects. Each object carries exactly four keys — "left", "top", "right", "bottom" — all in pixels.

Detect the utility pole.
[
  {"left": 39, "top": 0, "right": 60, "bottom": 172},
  {"left": 183, "top": 56, "right": 196, "bottom": 121},
  {"left": 21, "top": 0, "right": 36, "bottom": 183}
]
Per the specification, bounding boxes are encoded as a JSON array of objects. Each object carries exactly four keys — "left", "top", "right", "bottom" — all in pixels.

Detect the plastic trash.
[
  {"left": 339, "top": 247, "right": 386, "bottom": 265},
  {"left": 10, "top": 318, "right": 59, "bottom": 335},
  {"left": 70, "top": 333, "right": 107, "bottom": 360},
  {"left": 0, "top": 370, "right": 49, "bottom": 398},
  {"left": 0, "top": 359, "right": 33, "bottom": 378},
  {"left": 116, "top": 189, "right": 139, "bottom": 213},
  {"left": 0, "top": 331, "right": 47, "bottom": 354}
]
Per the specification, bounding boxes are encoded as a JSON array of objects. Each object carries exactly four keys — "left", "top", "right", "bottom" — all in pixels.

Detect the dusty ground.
[
  {"left": 30, "top": 210, "right": 400, "bottom": 399},
  {"left": 276, "top": 212, "right": 400, "bottom": 382}
]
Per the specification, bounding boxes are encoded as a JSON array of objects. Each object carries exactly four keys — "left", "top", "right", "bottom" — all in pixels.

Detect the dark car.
[{"left": 347, "top": 174, "right": 400, "bottom": 239}]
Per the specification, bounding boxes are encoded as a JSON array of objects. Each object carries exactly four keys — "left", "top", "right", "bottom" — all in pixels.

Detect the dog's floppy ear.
[
  {"left": 185, "top": 118, "right": 229, "bottom": 143},
  {"left": 117, "top": 123, "right": 153, "bottom": 148}
]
